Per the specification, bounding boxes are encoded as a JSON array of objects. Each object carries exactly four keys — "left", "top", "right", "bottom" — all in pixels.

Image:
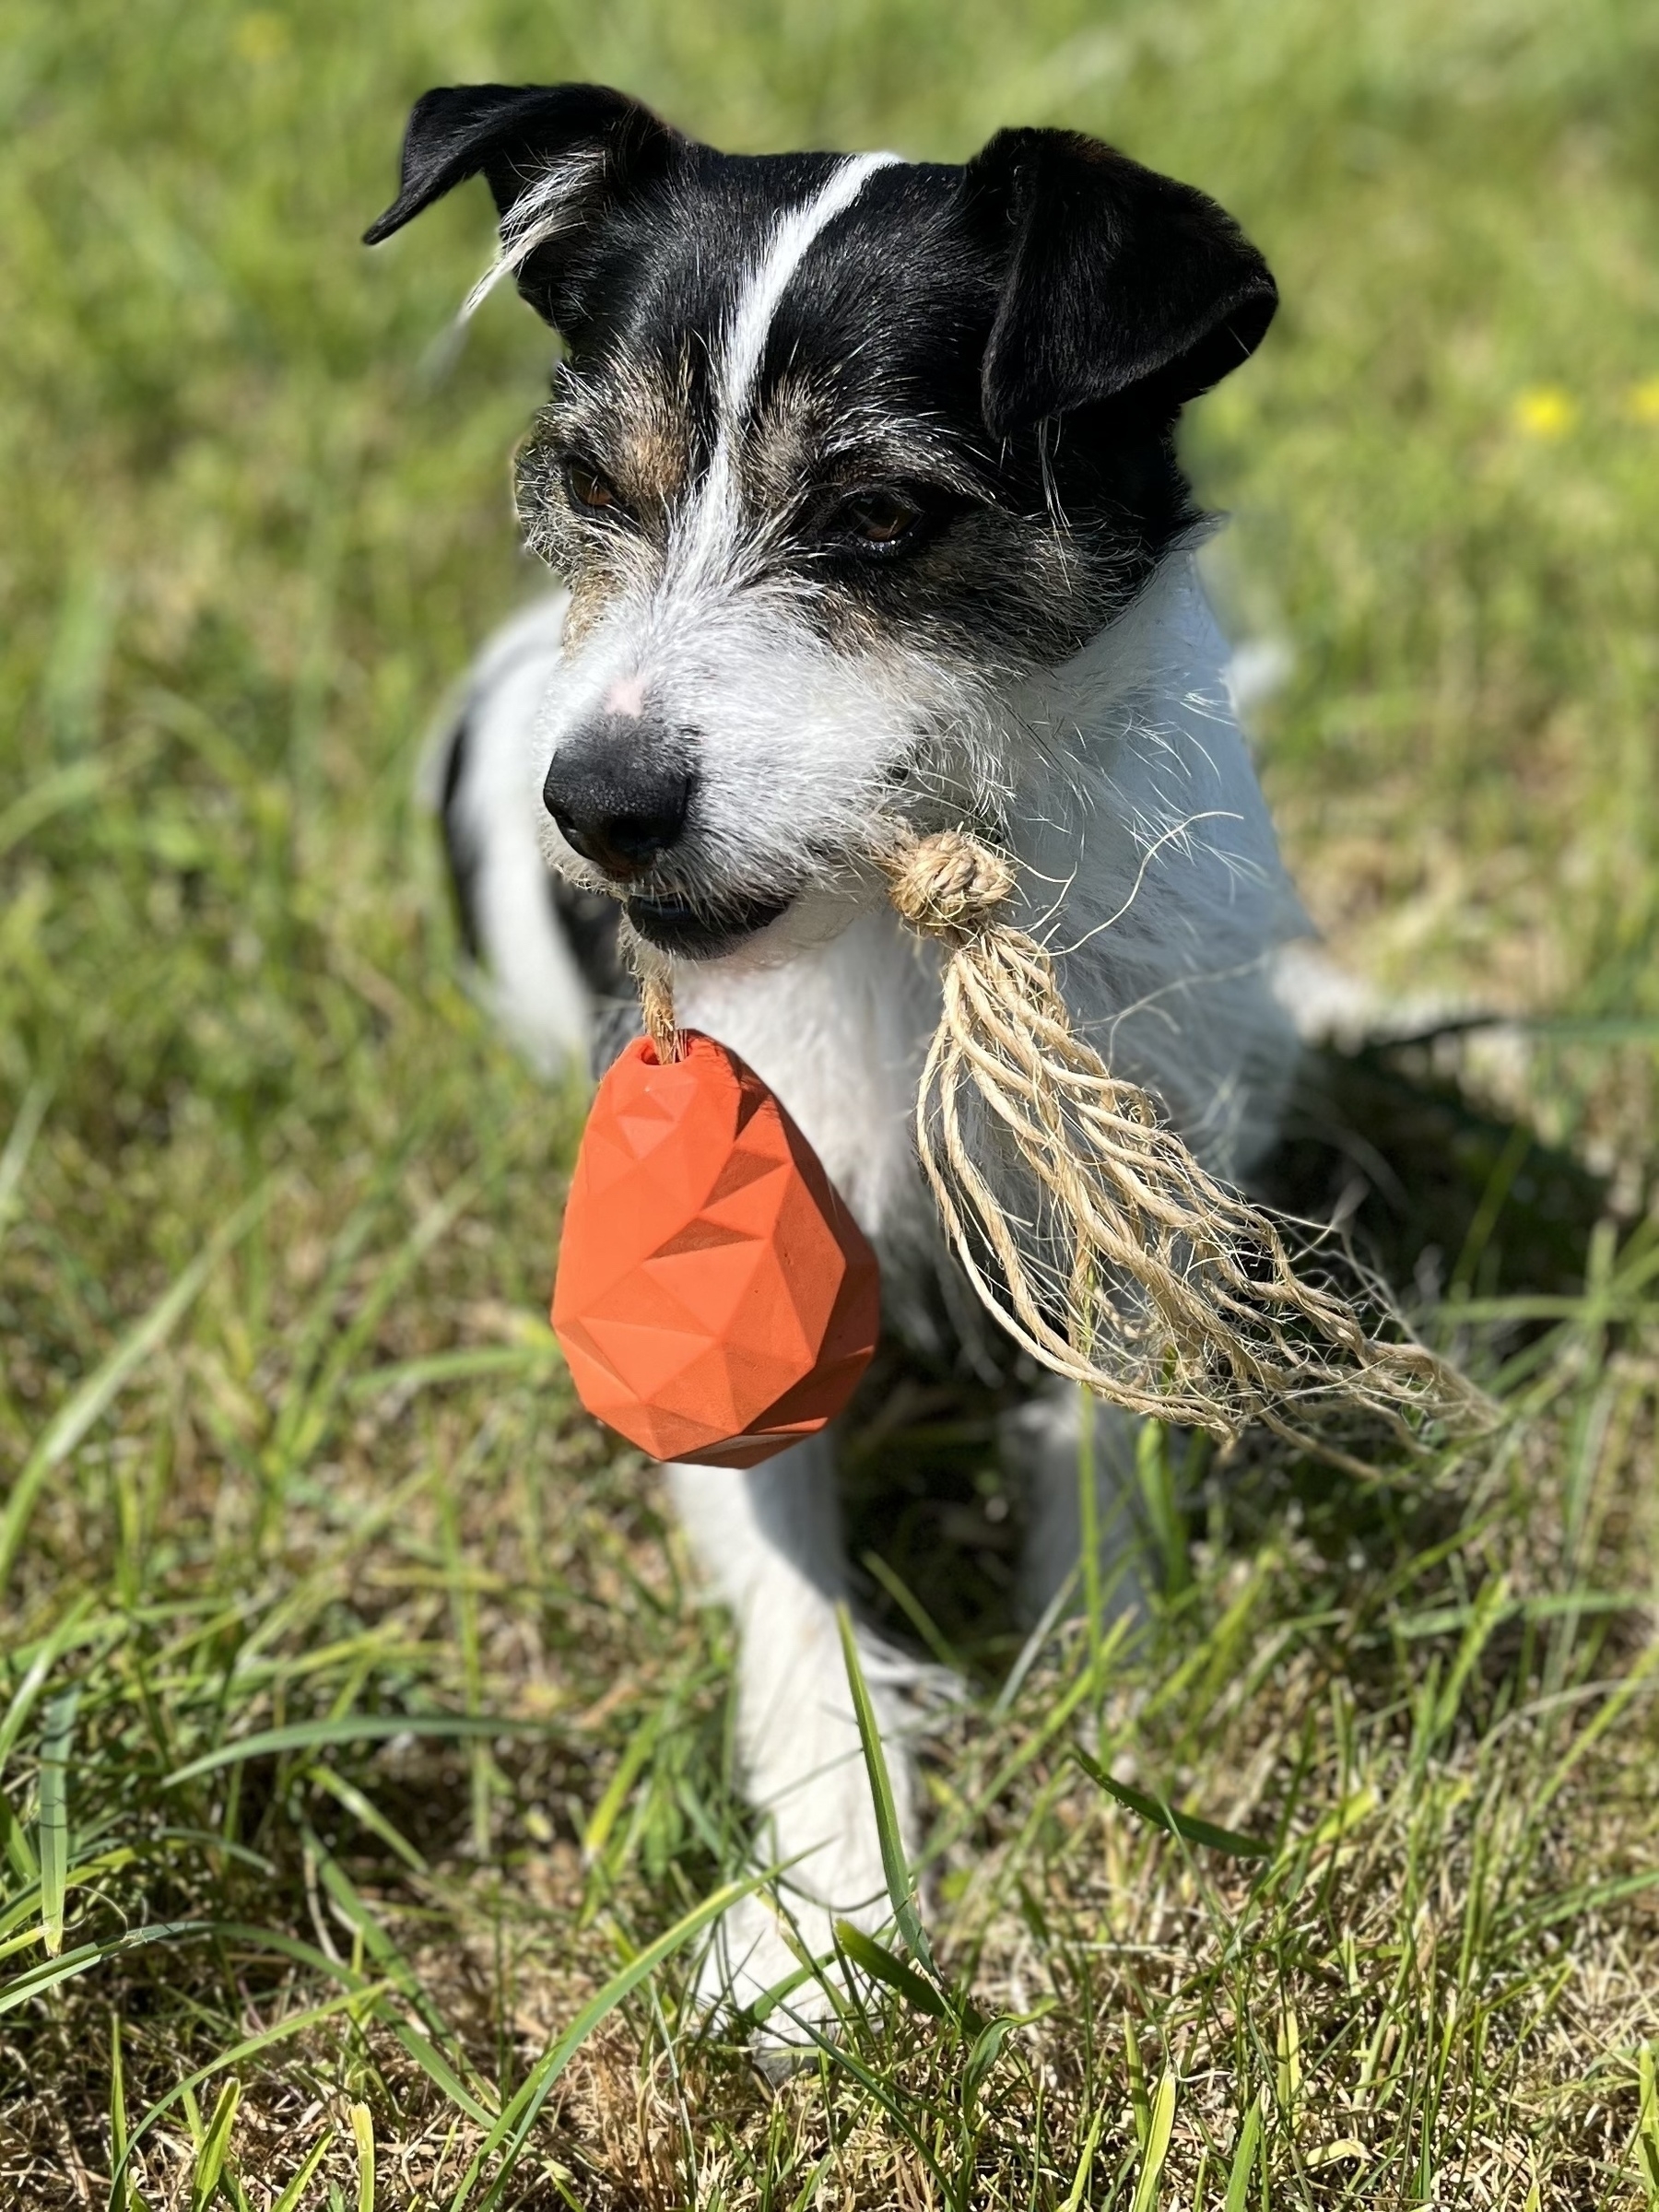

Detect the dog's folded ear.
[
  {"left": 363, "top": 83, "right": 682, "bottom": 328},
  {"left": 963, "top": 128, "right": 1277, "bottom": 439}
]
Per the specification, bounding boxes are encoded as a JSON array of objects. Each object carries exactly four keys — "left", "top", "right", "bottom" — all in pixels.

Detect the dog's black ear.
[
  {"left": 963, "top": 128, "right": 1277, "bottom": 439},
  {"left": 363, "top": 82, "right": 681, "bottom": 327}
]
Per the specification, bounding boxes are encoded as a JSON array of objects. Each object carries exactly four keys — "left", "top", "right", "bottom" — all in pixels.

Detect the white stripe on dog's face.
[
  {"left": 673, "top": 152, "right": 901, "bottom": 587},
  {"left": 718, "top": 152, "right": 901, "bottom": 422}
]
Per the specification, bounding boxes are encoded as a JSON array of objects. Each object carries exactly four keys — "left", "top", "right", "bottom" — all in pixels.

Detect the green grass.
[{"left": 4, "top": 0, "right": 1659, "bottom": 2203}]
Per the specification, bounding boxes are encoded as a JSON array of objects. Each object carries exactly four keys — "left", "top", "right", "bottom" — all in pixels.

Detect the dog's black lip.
[{"left": 623, "top": 887, "right": 794, "bottom": 959}]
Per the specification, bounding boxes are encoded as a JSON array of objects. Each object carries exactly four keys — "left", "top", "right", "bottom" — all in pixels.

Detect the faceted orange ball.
[{"left": 551, "top": 1030, "right": 881, "bottom": 1467}]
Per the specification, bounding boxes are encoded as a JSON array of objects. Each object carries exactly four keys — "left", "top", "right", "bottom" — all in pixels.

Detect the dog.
[{"left": 368, "top": 84, "right": 1309, "bottom": 2021}]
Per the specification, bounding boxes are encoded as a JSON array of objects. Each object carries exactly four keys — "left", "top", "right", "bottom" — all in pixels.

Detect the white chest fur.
[{"left": 674, "top": 909, "right": 939, "bottom": 1250}]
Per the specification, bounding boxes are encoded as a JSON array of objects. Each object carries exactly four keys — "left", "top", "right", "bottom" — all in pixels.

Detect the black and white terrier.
[{"left": 369, "top": 84, "right": 1310, "bottom": 2018}]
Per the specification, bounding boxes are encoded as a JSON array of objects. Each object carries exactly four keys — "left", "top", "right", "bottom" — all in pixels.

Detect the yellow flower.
[
  {"left": 236, "top": 12, "right": 289, "bottom": 64},
  {"left": 1512, "top": 385, "right": 1577, "bottom": 441},
  {"left": 1627, "top": 376, "right": 1659, "bottom": 424}
]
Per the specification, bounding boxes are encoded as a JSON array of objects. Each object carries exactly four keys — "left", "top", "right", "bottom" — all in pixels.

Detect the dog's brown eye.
[
  {"left": 565, "top": 460, "right": 622, "bottom": 514},
  {"left": 842, "top": 488, "right": 923, "bottom": 547}
]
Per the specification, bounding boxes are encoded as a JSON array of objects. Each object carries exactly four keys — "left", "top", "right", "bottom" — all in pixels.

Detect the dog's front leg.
[{"left": 668, "top": 1438, "right": 920, "bottom": 2026}]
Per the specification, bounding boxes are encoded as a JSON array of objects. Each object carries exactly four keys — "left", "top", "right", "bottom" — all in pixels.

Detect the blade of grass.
[
  {"left": 1636, "top": 2044, "right": 1659, "bottom": 2206},
  {"left": 385, "top": 2018, "right": 499, "bottom": 2135},
  {"left": 1130, "top": 2070, "right": 1177, "bottom": 2212},
  {"left": 260, "top": 1143, "right": 420, "bottom": 1472},
  {"left": 112, "top": 1981, "right": 394, "bottom": 2211},
  {"left": 349, "top": 2102, "right": 374, "bottom": 2212},
  {"left": 37, "top": 1686, "right": 77, "bottom": 1955},
  {"left": 1135, "top": 1419, "right": 1191, "bottom": 1599},
  {"left": 1059, "top": 2097, "right": 1106, "bottom": 2212},
  {"left": 190, "top": 2078, "right": 240, "bottom": 2212},
  {"left": 1077, "top": 1386, "right": 1104, "bottom": 1696},
  {"left": 834, "top": 1920, "right": 949, "bottom": 2018},
  {"left": 771, "top": 2004, "right": 955, "bottom": 2203},
  {"left": 346, "top": 1344, "right": 561, "bottom": 1399},
  {"left": 1225, "top": 2098, "right": 1264, "bottom": 2212},
  {"left": 0, "top": 1594, "right": 97, "bottom": 1784},
  {"left": 923, "top": 1629, "right": 1124, "bottom": 1874},
  {"left": 109, "top": 2011, "right": 135, "bottom": 2212},
  {"left": 306, "top": 1761, "right": 428, "bottom": 1875},
  {"left": 1, "top": 1912, "right": 367, "bottom": 2008},
  {"left": 859, "top": 1549, "right": 965, "bottom": 1677},
  {"left": 274, "top": 1165, "right": 484, "bottom": 1478},
  {"left": 267, "top": 2135, "right": 330, "bottom": 2212},
  {"left": 1534, "top": 1641, "right": 1659, "bottom": 1818},
  {"left": 992, "top": 1566, "right": 1077, "bottom": 1720},
  {"left": 438, "top": 1477, "right": 494, "bottom": 1860},
  {"left": 0, "top": 1185, "right": 272, "bottom": 1588},
  {"left": 836, "top": 1603, "right": 935, "bottom": 1976},
  {"left": 582, "top": 1698, "right": 671, "bottom": 1870},
  {"left": 0, "top": 1844, "right": 138, "bottom": 1956},
  {"left": 1449, "top": 1123, "right": 1534, "bottom": 1300},
  {"left": 307, "top": 1832, "right": 497, "bottom": 2125},
  {"left": 0, "top": 1077, "right": 52, "bottom": 1248},
  {"left": 449, "top": 1875, "right": 766, "bottom": 2212},
  {"left": 0, "top": 1783, "right": 38, "bottom": 1886},
  {"left": 1125, "top": 2018, "right": 1150, "bottom": 2151},
  {"left": 2, "top": 1919, "right": 209, "bottom": 2017},
  {"left": 1071, "top": 1745, "right": 1273, "bottom": 1860},
  {"left": 961, "top": 2007, "right": 1053, "bottom": 2127},
  {"left": 165, "top": 1712, "right": 549, "bottom": 1786},
  {"left": 1277, "top": 2006, "right": 1303, "bottom": 2129},
  {"left": 0, "top": 744, "right": 152, "bottom": 863}
]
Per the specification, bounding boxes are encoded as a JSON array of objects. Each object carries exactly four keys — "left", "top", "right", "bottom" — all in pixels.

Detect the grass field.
[{"left": 4, "top": 0, "right": 1659, "bottom": 2204}]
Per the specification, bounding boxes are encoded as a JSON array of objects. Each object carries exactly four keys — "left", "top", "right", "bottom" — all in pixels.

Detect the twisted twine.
[
  {"left": 635, "top": 828, "right": 1488, "bottom": 1450},
  {"left": 621, "top": 927, "right": 682, "bottom": 1064}
]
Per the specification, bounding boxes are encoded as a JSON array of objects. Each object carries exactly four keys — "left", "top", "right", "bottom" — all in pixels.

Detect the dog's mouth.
[{"left": 622, "top": 886, "right": 794, "bottom": 959}]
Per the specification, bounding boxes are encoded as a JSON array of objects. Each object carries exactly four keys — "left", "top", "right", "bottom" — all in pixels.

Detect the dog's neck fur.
[{"left": 671, "top": 551, "right": 1304, "bottom": 1309}]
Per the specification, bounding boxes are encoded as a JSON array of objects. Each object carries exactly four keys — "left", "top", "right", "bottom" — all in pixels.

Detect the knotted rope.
[
  {"left": 635, "top": 958, "right": 681, "bottom": 1065},
  {"left": 632, "top": 829, "right": 1488, "bottom": 1450}
]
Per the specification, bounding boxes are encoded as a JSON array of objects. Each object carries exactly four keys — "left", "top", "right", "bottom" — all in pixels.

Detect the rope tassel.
[{"left": 878, "top": 829, "right": 1488, "bottom": 1448}]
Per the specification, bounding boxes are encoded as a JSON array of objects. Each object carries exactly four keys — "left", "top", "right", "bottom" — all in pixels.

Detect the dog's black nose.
[{"left": 542, "top": 718, "right": 695, "bottom": 880}]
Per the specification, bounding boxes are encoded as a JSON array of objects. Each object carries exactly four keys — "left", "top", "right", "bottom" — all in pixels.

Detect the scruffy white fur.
[{"left": 443, "top": 547, "right": 1309, "bottom": 2024}]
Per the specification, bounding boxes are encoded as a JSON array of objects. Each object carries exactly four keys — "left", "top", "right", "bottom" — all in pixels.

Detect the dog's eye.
[
  {"left": 564, "top": 460, "right": 625, "bottom": 516},
  {"left": 837, "top": 488, "right": 924, "bottom": 551}
]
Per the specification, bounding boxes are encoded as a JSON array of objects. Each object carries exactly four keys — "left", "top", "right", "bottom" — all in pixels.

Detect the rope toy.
[
  {"left": 877, "top": 827, "right": 1485, "bottom": 1450},
  {"left": 554, "top": 828, "right": 1487, "bottom": 1465}
]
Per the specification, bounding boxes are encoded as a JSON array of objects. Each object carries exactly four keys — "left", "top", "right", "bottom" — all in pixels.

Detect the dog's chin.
[{"left": 623, "top": 886, "right": 795, "bottom": 960}]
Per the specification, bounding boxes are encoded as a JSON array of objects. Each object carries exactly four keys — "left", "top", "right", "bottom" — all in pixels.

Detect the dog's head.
[{"left": 368, "top": 87, "right": 1276, "bottom": 960}]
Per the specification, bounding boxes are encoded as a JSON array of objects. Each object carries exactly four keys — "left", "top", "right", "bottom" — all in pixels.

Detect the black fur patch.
[
  {"left": 551, "top": 878, "right": 641, "bottom": 1078},
  {"left": 436, "top": 709, "right": 483, "bottom": 961},
  {"left": 370, "top": 91, "right": 1277, "bottom": 675},
  {"left": 549, "top": 877, "right": 627, "bottom": 1000},
  {"left": 437, "top": 700, "right": 629, "bottom": 1038}
]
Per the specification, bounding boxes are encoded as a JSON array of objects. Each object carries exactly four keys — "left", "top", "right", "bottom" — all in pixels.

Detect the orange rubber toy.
[{"left": 551, "top": 1031, "right": 881, "bottom": 1467}]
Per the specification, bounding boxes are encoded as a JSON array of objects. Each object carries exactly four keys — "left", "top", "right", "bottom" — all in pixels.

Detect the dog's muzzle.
[{"left": 543, "top": 712, "right": 796, "bottom": 959}]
